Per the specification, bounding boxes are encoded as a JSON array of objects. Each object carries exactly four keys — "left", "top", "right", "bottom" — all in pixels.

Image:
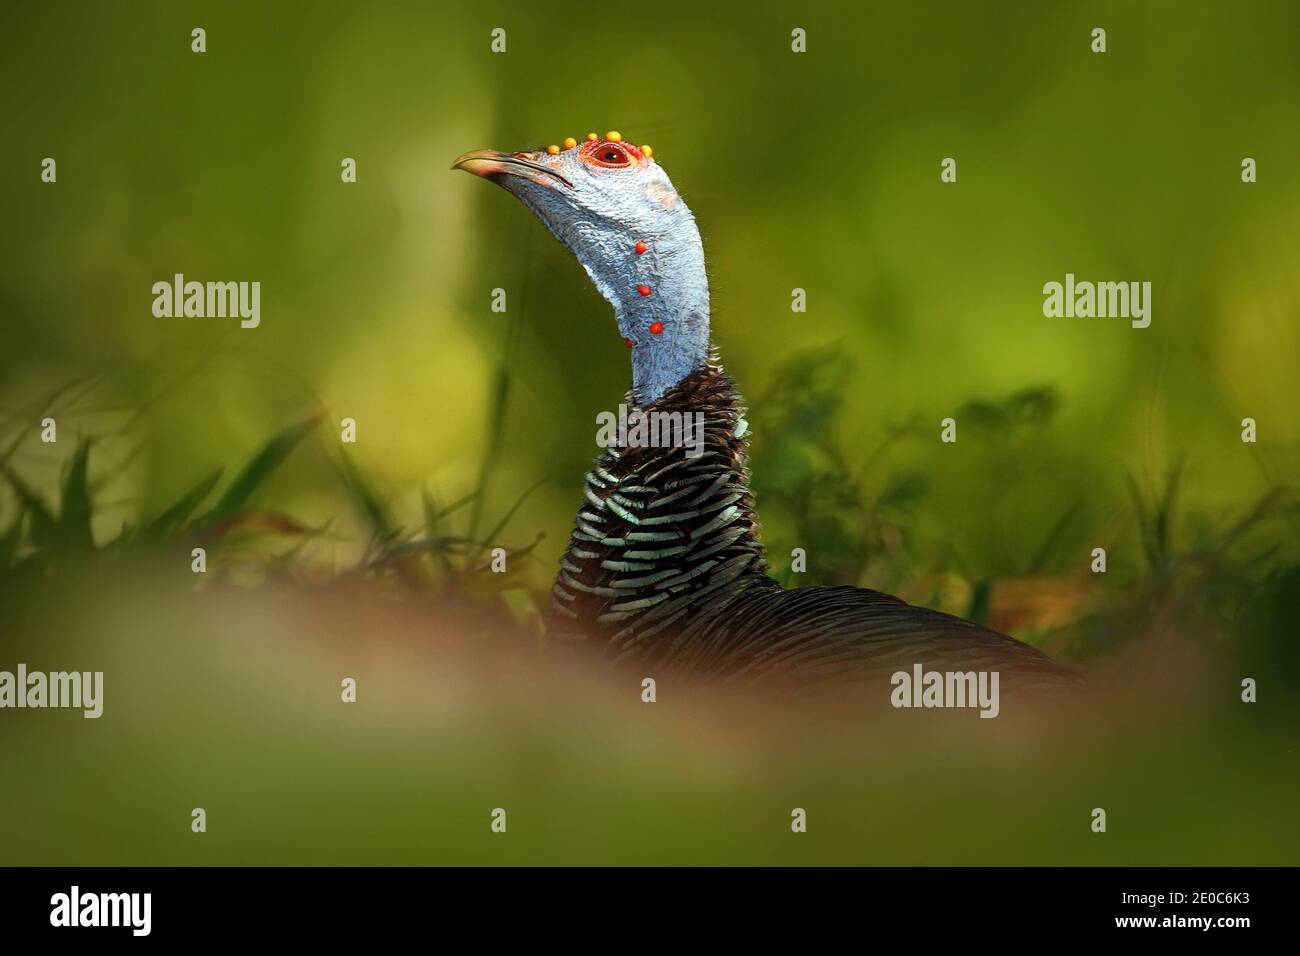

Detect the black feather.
[{"left": 551, "top": 361, "right": 1078, "bottom": 691}]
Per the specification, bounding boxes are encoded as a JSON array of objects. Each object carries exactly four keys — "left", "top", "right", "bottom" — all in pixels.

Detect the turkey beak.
[{"left": 451, "top": 148, "right": 573, "bottom": 189}]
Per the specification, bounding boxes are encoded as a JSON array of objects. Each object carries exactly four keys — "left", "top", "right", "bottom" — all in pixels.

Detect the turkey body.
[
  {"left": 450, "top": 134, "right": 1074, "bottom": 692},
  {"left": 551, "top": 362, "right": 1075, "bottom": 690}
]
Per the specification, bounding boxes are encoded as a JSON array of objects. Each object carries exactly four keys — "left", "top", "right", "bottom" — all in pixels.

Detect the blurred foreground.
[{"left": 0, "top": 561, "right": 1295, "bottom": 866}]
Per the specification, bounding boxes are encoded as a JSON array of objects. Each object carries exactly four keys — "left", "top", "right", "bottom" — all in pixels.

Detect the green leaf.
[
  {"left": 1004, "top": 386, "right": 1059, "bottom": 427},
  {"left": 958, "top": 399, "right": 1006, "bottom": 430},
  {"left": 0, "top": 374, "right": 98, "bottom": 467},
  {"left": 878, "top": 471, "right": 929, "bottom": 510}
]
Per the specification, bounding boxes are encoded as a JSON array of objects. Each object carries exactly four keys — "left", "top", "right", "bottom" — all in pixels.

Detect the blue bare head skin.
[{"left": 453, "top": 135, "right": 710, "bottom": 406}]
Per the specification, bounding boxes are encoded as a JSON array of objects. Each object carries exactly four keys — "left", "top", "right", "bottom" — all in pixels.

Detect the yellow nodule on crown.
[
  {"left": 546, "top": 144, "right": 560, "bottom": 155},
  {"left": 606, "top": 130, "right": 622, "bottom": 142},
  {"left": 586, "top": 132, "right": 599, "bottom": 141},
  {"left": 563, "top": 137, "right": 577, "bottom": 149},
  {"left": 641, "top": 144, "right": 653, "bottom": 158}
]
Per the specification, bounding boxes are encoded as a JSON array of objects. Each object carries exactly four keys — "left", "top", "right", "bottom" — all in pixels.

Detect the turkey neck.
[
  {"left": 616, "top": 269, "right": 710, "bottom": 406},
  {"left": 551, "top": 363, "right": 773, "bottom": 652},
  {"left": 603, "top": 204, "right": 711, "bottom": 406}
]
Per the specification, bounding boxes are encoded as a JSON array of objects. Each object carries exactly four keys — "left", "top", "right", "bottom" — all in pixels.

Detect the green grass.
[{"left": 1, "top": 358, "right": 1296, "bottom": 674}]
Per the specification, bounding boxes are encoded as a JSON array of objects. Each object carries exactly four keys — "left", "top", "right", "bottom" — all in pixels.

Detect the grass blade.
[
  {"left": 434, "top": 490, "right": 479, "bottom": 522},
  {"left": 0, "top": 513, "right": 23, "bottom": 567},
  {"left": 467, "top": 364, "right": 511, "bottom": 543},
  {"left": 336, "top": 452, "right": 397, "bottom": 546},
  {"left": 0, "top": 464, "right": 58, "bottom": 552},
  {"left": 142, "top": 467, "right": 224, "bottom": 537},
  {"left": 58, "top": 438, "right": 95, "bottom": 550},
  {"left": 471, "top": 477, "right": 546, "bottom": 566},
  {"left": 204, "top": 415, "right": 321, "bottom": 524}
]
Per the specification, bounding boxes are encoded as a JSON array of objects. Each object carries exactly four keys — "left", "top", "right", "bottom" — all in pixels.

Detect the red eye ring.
[{"left": 581, "top": 140, "right": 635, "bottom": 169}]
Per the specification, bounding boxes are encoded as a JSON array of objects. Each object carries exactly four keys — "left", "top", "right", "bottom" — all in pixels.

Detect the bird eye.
[{"left": 582, "top": 141, "right": 633, "bottom": 169}]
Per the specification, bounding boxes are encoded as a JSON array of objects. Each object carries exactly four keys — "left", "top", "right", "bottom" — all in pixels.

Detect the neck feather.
[{"left": 551, "top": 363, "right": 772, "bottom": 651}]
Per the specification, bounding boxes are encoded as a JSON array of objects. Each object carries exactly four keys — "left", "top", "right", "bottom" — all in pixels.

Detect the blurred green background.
[{"left": 0, "top": 0, "right": 1297, "bottom": 864}]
